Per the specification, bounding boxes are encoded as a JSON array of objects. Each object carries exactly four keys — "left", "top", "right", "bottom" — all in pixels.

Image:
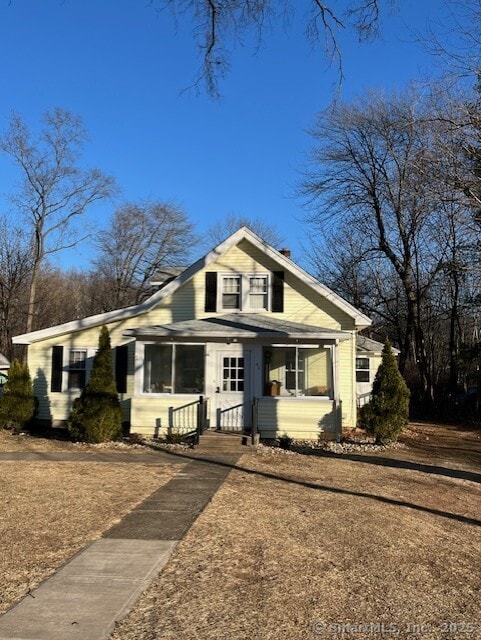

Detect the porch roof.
[
  {"left": 123, "top": 313, "right": 351, "bottom": 342},
  {"left": 356, "top": 334, "right": 400, "bottom": 355}
]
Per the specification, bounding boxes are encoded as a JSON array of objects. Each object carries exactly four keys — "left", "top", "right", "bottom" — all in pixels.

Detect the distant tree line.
[
  {"left": 0, "top": 107, "right": 281, "bottom": 362},
  {"left": 303, "top": 81, "right": 481, "bottom": 418}
]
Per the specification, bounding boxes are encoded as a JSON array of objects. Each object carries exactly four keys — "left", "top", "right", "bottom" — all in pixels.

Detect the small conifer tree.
[
  {"left": 359, "top": 340, "right": 410, "bottom": 444},
  {"left": 0, "top": 359, "right": 36, "bottom": 432},
  {"left": 68, "top": 325, "right": 123, "bottom": 443}
]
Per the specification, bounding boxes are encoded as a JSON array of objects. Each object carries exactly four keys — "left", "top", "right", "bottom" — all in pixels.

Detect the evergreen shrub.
[
  {"left": 68, "top": 325, "right": 123, "bottom": 443},
  {"left": 0, "top": 359, "right": 36, "bottom": 432},
  {"left": 358, "top": 340, "right": 410, "bottom": 444}
]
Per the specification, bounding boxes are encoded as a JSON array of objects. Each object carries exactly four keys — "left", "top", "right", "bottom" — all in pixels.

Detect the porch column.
[{"left": 331, "top": 340, "right": 341, "bottom": 441}]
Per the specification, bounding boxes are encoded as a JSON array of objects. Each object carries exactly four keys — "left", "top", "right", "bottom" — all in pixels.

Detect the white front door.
[{"left": 215, "top": 348, "right": 252, "bottom": 431}]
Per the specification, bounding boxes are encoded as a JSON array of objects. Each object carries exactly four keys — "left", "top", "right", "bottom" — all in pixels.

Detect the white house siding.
[{"left": 256, "top": 397, "right": 337, "bottom": 440}]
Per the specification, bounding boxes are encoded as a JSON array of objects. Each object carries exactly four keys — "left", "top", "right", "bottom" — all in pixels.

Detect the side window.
[
  {"left": 68, "top": 349, "right": 87, "bottom": 390},
  {"left": 356, "top": 357, "right": 370, "bottom": 383},
  {"left": 51, "top": 345, "right": 64, "bottom": 392}
]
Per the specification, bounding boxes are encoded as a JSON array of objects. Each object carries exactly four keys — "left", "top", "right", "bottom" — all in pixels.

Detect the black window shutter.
[
  {"left": 115, "top": 344, "right": 129, "bottom": 394},
  {"left": 272, "top": 271, "right": 284, "bottom": 312},
  {"left": 51, "top": 345, "right": 63, "bottom": 392},
  {"left": 205, "top": 272, "right": 217, "bottom": 312}
]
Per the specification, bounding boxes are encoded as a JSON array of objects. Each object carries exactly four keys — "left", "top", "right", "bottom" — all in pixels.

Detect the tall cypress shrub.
[
  {"left": 68, "top": 325, "right": 123, "bottom": 443},
  {"left": 359, "top": 340, "right": 410, "bottom": 444},
  {"left": 0, "top": 359, "right": 36, "bottom": 432}
]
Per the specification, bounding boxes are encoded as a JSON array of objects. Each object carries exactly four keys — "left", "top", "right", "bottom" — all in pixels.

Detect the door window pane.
[{"left": 222, "top": 356, "right": 244, "bottom": 391}]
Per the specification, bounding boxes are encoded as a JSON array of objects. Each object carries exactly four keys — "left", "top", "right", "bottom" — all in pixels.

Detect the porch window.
[
  {"left": 264, "top": 346, "right": 331, "bottom": 397},
  {"left": 285, "top": 348, "right": 305, "bottom": 395},
  {"left": 356, "top": 357, "right": 370, "bottom": 382},
  {"left": 175, "top": 345, "right": 205, "bottom": 393},
  {"left": 143, "top": 344, "right": 205, "bottom": 394},
  {"left": 68, "top": 349, "right": 87, "bottom": 390}
]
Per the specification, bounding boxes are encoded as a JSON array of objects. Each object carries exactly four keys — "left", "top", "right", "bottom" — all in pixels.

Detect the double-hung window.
[
  {"left": 67, "top": 349, "right": 87, "bottom": 390},
  {"left": 222, "top": 276, "right": 241, "bottom": 309},
  {"left": 220, "top": 274, "right": 269, "bottom": 311},
  {"left": 356, "top": 357, "right": 370, "bottom": 382},
  {"left": 248, "top": 275, "right": 268, "bottom": 310}
]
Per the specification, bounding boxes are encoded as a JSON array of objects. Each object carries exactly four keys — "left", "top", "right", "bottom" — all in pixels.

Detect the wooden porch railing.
[
  {"left": 357, "top": 392, "right": 371, "bottom": 408},
  {"left": 167, "top": 395, "right": 209, "bottom": 445}
]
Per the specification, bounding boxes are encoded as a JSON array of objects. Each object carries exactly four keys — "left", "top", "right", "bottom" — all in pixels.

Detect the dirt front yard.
[
  {"left": 1, "top": 424, "right": 480, "bottom": 640},
  {"left": 110, "top": 423, "right": 481, "bottom": 640}
]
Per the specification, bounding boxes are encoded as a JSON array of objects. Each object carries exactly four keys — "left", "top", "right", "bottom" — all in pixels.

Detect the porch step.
[{"left": 194, "top": 430, "right": 252, "bottom": 454}]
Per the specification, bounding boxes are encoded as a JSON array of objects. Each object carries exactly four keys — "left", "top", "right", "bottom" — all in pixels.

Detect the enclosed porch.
[{"left": 124, "top": 314, "right": 353, "bottom": 441}]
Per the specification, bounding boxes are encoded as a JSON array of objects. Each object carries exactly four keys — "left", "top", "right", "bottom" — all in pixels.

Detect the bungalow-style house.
[{"left": 13, "top": 227, "right": 374, "bottom": 441}]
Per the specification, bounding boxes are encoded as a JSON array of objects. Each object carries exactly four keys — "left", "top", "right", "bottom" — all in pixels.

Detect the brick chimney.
[{"left": 279, "top": 248, "right": 291, "bottom": 259}]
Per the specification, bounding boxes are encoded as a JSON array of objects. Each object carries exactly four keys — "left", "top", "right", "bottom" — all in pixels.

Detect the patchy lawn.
[
  {"left": 1, "top": 425, "right": 480, "bottom": 639},
  {"left": 0, "top": 430, "right": 187, "bottom": 614},
  {"left": 110, "top": 423, "right": 481, "bottom": 640}
]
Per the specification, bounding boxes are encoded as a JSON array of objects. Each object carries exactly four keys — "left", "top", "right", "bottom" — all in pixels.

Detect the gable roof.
[{"left": 13, "top": 226, "right": 371, "bottom": 345}]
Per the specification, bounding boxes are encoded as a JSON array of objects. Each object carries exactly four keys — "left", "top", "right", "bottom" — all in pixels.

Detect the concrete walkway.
[{"left": 0, "top": 433, "right": 247, "bottom": 640}]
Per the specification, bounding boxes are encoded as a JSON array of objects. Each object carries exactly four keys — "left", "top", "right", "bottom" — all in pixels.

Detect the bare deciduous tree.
[
  {"left": 94, "top": 200, "right": 197, "bottom": 309},
  {"left": 207, "top": 214, "right": 284, "bottom": 250},
  {"left": 422, "top": 0, "right": 481, "bottom": 83},
  {"left": 33, "top": 267, "right": 106, "bottom": 328},
  {"left": 0, "top": 216, "right": 32, "bottom": 358},
  {"left": 302, "top": 88, "right": 449, "bottom": 409},
  {"left": 0, "top": 108, "right": 117, "bottom": 334},
  {"left": 150, "top": 0, "right": 384, "bottom": 96},
  {"left": 304, "top": 82, "right": 481, "bottom": 414}
]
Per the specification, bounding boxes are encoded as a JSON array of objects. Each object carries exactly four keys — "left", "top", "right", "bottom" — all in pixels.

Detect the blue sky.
[{"left": 0, "top": 0, "right": 455, "bottom": 270}]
